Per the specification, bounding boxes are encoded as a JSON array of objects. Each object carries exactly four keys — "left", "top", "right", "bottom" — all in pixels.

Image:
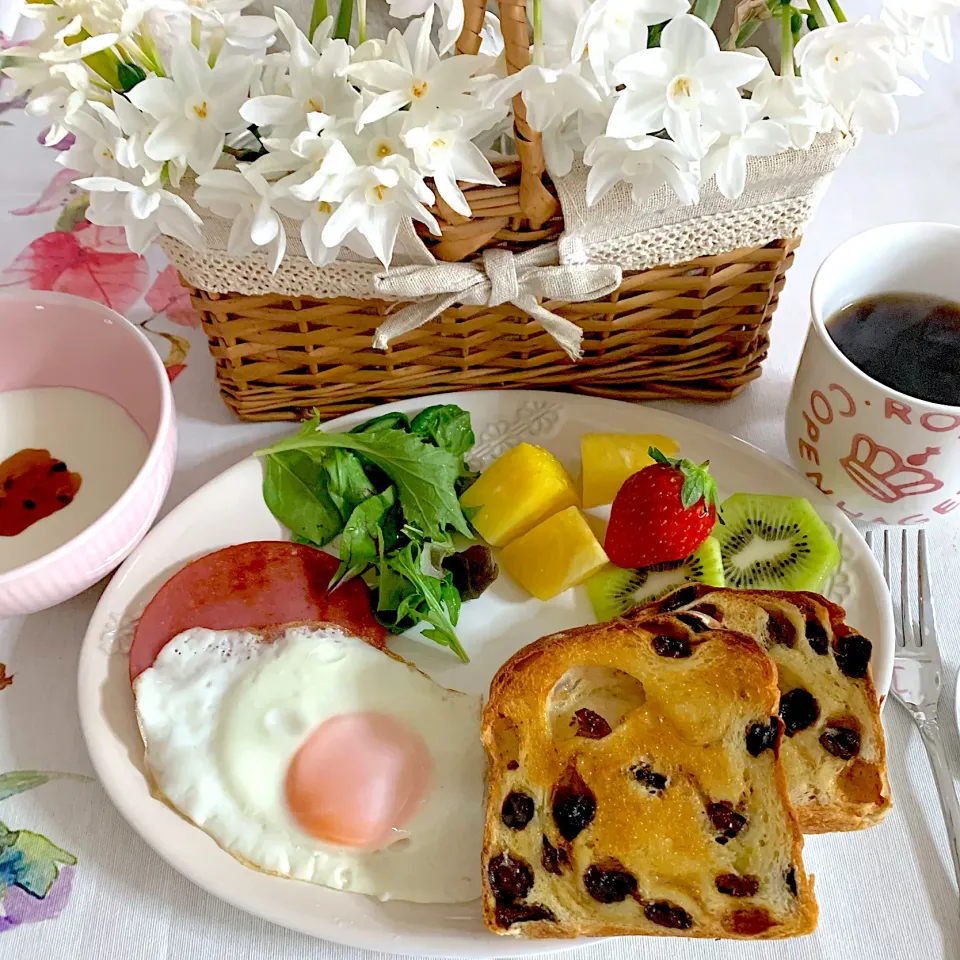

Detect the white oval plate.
[{"left": 78, "top": 390, "right": 893, "bottom": 958}]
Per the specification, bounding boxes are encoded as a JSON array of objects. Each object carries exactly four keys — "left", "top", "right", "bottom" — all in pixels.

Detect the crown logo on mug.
[{"left": 839, "top": 435, "right": 944, "bottom": 505}]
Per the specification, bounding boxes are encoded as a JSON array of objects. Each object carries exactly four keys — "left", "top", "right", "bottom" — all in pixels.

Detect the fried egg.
[{"left": 133, "top": 625, "right": 485, "bottom": 903}]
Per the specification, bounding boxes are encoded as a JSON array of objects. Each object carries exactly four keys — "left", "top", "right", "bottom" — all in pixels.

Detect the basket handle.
[{"left": 457, "top": 0, "right": 559, "bottom": 229}]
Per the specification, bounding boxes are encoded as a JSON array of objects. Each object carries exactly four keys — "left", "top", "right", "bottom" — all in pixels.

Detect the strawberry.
[{"left": 604, "top": 448, "right": 720, "bottom": 568}]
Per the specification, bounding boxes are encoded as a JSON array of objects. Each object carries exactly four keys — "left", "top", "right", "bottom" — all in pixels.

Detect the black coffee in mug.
[{"left": 826, "top": 292, "right": 960, "bottom": 406}]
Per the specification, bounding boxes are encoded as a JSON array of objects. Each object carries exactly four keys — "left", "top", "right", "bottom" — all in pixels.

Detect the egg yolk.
[{"left": 284, "top": 711, "right": 432, "bottom": 848}]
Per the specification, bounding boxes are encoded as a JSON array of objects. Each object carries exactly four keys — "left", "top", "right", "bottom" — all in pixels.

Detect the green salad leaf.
[
  {"left": 377, "top": 541, "right": 467, "bottom": 662},
  {"left": 258, "top": 414, "right": 473, "bottom": 541},
  {"left": 257, "top": 405, "right": 491, "bottom": 661},
  {"left": 334, "top": 487, "right": 399, "bottom": 587},
  {"left": 323, "top": 448, "right": 376, "bottom": 522},
  {"left": 350, "top": 411, "right": 411, "bottom": 434},
  {"left": 263, "top": 450, "right": 342, "bottom": 546},
  {"left": 411, "top": 404, "right": 475, "bottom": 461}
]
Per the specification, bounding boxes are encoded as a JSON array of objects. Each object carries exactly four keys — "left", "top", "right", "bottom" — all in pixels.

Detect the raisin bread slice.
[
  {"left": 634, "top": 585, "right": 891, "bottom": 833},
  {"left": 481, "top": 616, "right": 817, "bottom": 940}
]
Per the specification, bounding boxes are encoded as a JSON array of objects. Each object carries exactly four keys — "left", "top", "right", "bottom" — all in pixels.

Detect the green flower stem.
[
  {"left": 191, "top": 14, "right": 201, "bottom": 48},
  {"left": 358, "top": 0, "right": 366, "bottom": 43},
  {"left": 781, "top": 4, "right": 795, "bottom": 76},
  {"left": 334, "top": 0, "right": 354, "bottom": 41},
  {"left": 807, "top": 0, "right": 829, "bottom": 27},
  {"left": 207, "top": 31, "right": 224, "bottom": 66},
  {"left": 309, "top": 0, "right": 328, "bottom": 43},
  {"left": 827, "top": 0, "right": 847, "bottom": 21},
  {"left": 692, "top": 0, "right": 721, "bottom": 27},
  {"left": 532, "top": 0, "right": 544, "bottom": 66},
  {"left": 137, "top": 22, "right": 166, "bottom": 76}
]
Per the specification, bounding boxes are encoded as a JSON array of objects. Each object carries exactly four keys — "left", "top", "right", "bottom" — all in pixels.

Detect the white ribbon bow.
[{"left": 371, "top": 244, "right": 623, "bottom": 361}]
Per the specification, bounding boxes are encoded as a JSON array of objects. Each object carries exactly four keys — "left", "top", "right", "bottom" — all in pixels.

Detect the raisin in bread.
[
  {"left": 480, "top": 616, "right": 817, "bottom": 940},
  {"left": 634, "top": 585, "right": 891, "bottom": 833}
]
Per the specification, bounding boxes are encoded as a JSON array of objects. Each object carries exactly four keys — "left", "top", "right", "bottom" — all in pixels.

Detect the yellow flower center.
[
  {"left": 376, "top": 142, "right": 393, "bottom": 158},
  {"left": 412, "top": 80, "right": 428, "bottom": 99},
  {"left": 307, "top": 97, "right": 324, "bottom": 112},
  {"left": 432, "top": 137, "right": 448, "bottom": 150},
  {"left": 373, "top": 184, "right": 388, "bottom": 201},
  {"left": 317, "top": 201, "right": 332, "bottom": 214},
  {"left": 193, "top": 101, "right": 208, "bottom": 119},
  {"left": 670, "top": 77, "right": 692, "bottom": 99}
]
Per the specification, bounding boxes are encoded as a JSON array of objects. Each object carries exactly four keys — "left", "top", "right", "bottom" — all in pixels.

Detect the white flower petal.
[
  {"left": 227, "top": 209, "right": 256, "bottom": 257},
  {"left": 129, "top": 188, "right": 161, "bottom": 220},
  {"left": 348, "top": 60, "right": 413, "bottom": 93},
  {"left": 434, "top": 168, "right": 470, "bottom": 217},
  {"left": 660, "top": 14, "right": 717, "bottom": 70},
  {"left": 606, "top": 88, "right": 667, "bottom": 138},
  {"left": 128, "top": 78, "right": 181, "bottom": 119},
  {"left": 695, "top": 51, "right": 765, "bottom": 90},
  {"left": 357, "top": 90, "right": 412, "bottom": 129},
  {"left": 241, "top": 96, "right": 300, "bottom": 127}
]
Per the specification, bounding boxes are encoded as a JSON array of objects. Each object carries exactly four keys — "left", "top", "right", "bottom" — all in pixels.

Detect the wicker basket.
[{"left": 184, "top": 0, "right": 802, "bottom": 422}]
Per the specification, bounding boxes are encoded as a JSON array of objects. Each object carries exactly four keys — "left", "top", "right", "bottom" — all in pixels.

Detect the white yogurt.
[{"left": 0, "top": 387, "right": 150, "bottom": 574}]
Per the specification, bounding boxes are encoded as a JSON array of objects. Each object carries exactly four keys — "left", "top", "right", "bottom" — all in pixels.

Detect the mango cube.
[
  {"left": 460, "top": 442, "right": 579, "bottom": 547},
  {"left": 500, "top": 506, "right": 609, "bottom": 601},
  {"left": 580, "top": 432, "right": 680, "bottom": 508}
]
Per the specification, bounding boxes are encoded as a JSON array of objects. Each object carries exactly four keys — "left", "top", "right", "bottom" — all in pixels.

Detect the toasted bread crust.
[
  {"left": 633, "top": 586, "right": 891, "bottom": 832},
  {"left": 481, "top": 616, "right": 817, "bottom": 940}
]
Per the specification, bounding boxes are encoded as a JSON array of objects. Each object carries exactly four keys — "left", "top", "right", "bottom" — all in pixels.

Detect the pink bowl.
[{"left": 0, "top": 291, "right": 176, "bottom": 616}]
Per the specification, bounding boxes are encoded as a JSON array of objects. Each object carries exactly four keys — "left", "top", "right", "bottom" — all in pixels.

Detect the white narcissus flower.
[
  {"left": 6, "top": 60, "right": 106, "bottom": 144},
  {"left": 479, "top": 12, "right": 504, "bottom": 59},
  {"left": 750, "top": 67, "right": 828, "bottom": 150},
  {"left": 314, "top": 151, "right": 440, "bottom": 268},
  {"left": 608, "top": 14, "right": 764, "bottom": 158},
  {"left": 403, "top": 117, "right": 501, "bottom": 216},
  {"left": 60, "top": 104, "right": 126, "bottom": 176},
  {"left": 882, "top": 0, "right": 959, "bottom": 66},
  {"left": 571, "top": 0, "right": 688, "bottom": 93},
  {"left": 347, "top": 11, "right": 487, "bottom": 130},
  {"left": 129, "top": 45, "right": 255, "bottom": 174},
  {"left": 195, "top": 165, "right": 306, "bottom": 272},
  {"left": 541, "top": 0, "right": 588, "bottom": 69},
  {"left": 584, "top": 134, "right": 700, "bottom": 207},
  {"left": 701, "top": 106, "right": 791, "bottom": 199},
  {"left": 74, "top": 173, "right": 206, "bottom": 253},
  {"left": 385, "top": 0, "right": 465, "bottom": 54},
  {"left": 240, "top": 10, "right": 358, "bottom": 138},
  {"left": 481, "top": 62, "right": 604, "bottom": 175},
  {"left": 794, "top": 19, "right": 921, "bottom": 135}
]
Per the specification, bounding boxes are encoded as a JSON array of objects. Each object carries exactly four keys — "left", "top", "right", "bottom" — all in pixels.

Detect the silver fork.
[{"left": 869, "top": 527, "right": 960, "bottom": 888}]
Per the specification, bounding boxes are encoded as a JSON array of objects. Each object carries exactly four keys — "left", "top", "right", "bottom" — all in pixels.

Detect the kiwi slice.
[
  {"left": 586, "top": 538, "right": 724, "bottom": 622},
  {"left": 714, "top": 493, "right": 840, "bottom": 591}
]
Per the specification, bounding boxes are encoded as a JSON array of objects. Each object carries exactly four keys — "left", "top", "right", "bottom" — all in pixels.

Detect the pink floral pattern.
[
  {"left": 145, "top": 265, "right": 198, "bottom": 327},
  {"left": 2, "top": 158, "right": 200, "bottom": 378},
  {"left": 1, "top": 221, "right": 149, "bottom": 313}
]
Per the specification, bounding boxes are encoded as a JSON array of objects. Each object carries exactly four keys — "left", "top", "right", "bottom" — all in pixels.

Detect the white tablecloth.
[{"left": 2, "top": 9, "right": 960, "bottom": 960}]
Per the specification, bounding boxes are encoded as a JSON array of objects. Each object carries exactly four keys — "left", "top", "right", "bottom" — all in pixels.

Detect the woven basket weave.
[{"left": 184, "top": 0, "right": 802, "bottom": 422}]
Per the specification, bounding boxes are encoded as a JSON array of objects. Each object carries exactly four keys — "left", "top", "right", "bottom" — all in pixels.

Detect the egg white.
[{"left": 133, "top": 625, "right": 485, "bottom": 903}]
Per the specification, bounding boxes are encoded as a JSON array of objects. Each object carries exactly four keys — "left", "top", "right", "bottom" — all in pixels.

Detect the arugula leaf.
[
  {"left": 411, "top": 405, "right": 475, "bottom": 460},
  {"left": 350, "top": 411, "right": 411, "bottom": 434},
  {"left": 263, "top": 451, "right": 342, "bottom": 546},
  {"left": 381, "top": 542, "right": 467, "bottom": 662},
  {"left": 322, "top": 448, "right": 375, "bottom": 522},
  {"left": 258, "top": 415, "right": 472, "bottom": 541},
  {"left": 334, "top": 487, "right": 398, "bottom": 587}
]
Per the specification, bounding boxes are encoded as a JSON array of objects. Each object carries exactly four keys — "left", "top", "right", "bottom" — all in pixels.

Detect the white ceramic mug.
[{"left": 786, "top": 222, "right": 960, "bottom": 526}]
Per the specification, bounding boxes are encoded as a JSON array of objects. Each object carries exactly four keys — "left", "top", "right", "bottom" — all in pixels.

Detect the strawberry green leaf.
[{"left": 648, "top": 448, "right": 719, "bottom": 513}]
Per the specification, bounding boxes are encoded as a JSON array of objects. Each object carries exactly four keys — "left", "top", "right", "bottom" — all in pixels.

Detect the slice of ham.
[{"left": 129, "top": 541, "right": 386, "bottom": 682}]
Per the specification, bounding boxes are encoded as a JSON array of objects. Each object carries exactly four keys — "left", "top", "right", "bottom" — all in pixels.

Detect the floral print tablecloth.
[{"left": 5, "top": 9, "right": 960, "bottom": 960}]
